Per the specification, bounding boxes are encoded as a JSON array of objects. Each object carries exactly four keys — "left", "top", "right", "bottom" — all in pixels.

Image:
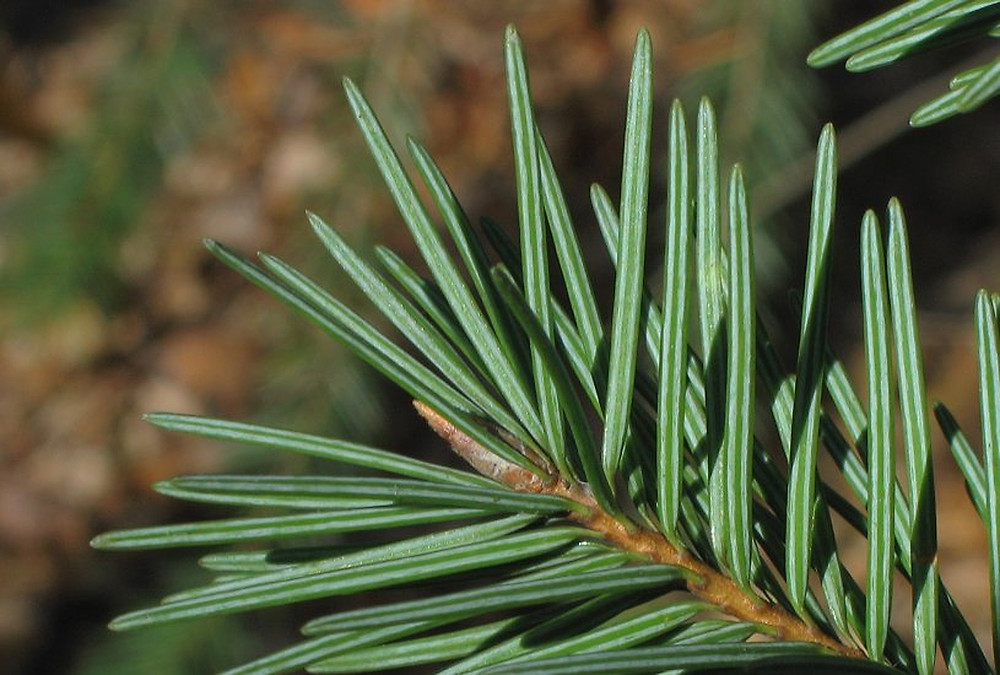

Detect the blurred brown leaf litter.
[{"left": 0, "top": 0, "right": 997, "bottom": 671}]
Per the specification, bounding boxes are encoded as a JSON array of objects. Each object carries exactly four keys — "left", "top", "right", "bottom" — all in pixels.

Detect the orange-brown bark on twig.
[{"left": 415, "top": 399, "right": 865, "bottom": 660}]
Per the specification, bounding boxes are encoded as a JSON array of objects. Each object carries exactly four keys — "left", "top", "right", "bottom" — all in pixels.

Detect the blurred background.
[{"left": 0, "top": 1, "right": 997, "bottom": 672}]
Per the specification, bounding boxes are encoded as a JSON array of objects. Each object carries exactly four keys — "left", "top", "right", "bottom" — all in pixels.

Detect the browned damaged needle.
[{"left": 412, "top": 400, "right": 552, "bottom": 492}]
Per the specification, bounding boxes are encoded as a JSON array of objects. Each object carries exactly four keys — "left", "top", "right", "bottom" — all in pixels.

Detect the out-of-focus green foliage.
[
  {"left": 809, "top": 0, "right": 1000, "bottom": 126},
  {"left": 1, "top": 2, "right": 217, "bottom": 322}
]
